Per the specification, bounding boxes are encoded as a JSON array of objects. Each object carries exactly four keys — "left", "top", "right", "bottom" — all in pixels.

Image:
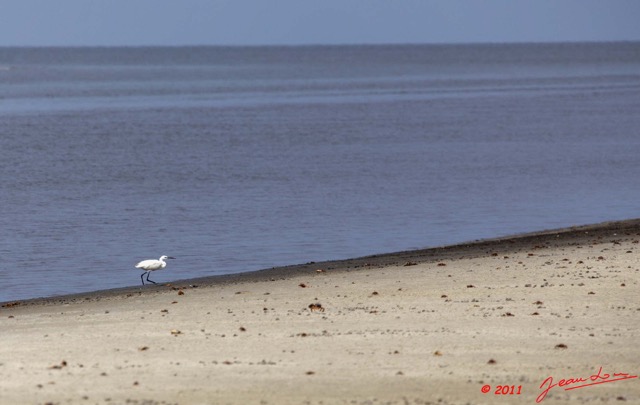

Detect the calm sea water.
[{"left": 1, "top": 43, "right": 639, "bottom": 302}]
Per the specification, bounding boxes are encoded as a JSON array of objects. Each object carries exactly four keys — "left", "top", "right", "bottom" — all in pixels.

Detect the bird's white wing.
[{"left": 135, "top": 259, "right": 162, "bottom": 270}]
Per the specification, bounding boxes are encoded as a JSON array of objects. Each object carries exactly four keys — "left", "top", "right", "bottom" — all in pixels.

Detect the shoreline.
[
  {"left": 5, "top": 218, "right": 640, "bottom": 307},
  {"left": 2, "top": 218, "right": 639, "bottom": 404}
]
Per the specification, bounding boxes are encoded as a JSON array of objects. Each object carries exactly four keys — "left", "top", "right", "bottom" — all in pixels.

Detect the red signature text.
[{"left": 537, "top": 367, "right": 637, "bottom": 403}]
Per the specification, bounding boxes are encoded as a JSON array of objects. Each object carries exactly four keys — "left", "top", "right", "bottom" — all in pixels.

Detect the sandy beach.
[{"left": 1, "top": 219, "right": 639, "bottom": 404}]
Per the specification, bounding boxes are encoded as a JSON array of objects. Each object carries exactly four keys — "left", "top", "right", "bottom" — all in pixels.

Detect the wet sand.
[{"left": 2, "top": 219, "right": 639, "bottom": 404}]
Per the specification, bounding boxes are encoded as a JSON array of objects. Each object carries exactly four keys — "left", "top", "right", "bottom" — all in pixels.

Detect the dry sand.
[{"left": 1, "top": 220, "right": 639, "bottom": 405}]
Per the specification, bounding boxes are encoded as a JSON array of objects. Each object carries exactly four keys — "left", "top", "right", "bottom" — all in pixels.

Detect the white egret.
[{"left": 135, "top": 255, "right": 175, "bottom": 285}]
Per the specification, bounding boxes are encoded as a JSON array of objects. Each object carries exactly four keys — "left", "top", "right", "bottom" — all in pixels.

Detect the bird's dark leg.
[
  {"left": 146, "top": 272, "right": 157, "bottom": 285},
  {"left": 141, "top": 272, "right": 147, "bottom": 286}
]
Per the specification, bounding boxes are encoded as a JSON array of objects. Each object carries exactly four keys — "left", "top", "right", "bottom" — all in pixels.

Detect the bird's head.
[{"left": 160, "top": 255, "right": 176, "bottom": 260}]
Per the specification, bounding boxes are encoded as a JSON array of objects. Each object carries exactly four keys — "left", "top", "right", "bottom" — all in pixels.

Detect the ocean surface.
[{"left": 1, "top": 43, "right": 639, "bottom": 302}]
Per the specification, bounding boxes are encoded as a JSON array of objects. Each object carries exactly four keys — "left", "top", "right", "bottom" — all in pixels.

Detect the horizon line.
[{"left": 1, "top": 39, "right": 639, "bottom": 49}]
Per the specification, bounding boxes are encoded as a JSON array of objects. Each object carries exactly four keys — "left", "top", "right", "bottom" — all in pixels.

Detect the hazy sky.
[{"left": 1, "top": 0, "right": 639, "bottom": 46}]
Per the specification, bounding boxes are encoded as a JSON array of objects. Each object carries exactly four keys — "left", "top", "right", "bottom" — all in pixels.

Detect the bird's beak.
[{"left": 168, "top": 256, "right": 176, "bottom": 259}]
